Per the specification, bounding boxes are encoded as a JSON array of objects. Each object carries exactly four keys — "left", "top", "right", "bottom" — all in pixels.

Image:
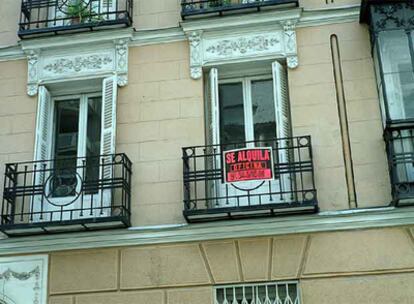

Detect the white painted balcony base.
[{"left": 0, "top": 206, "right": 413, "bottom": 255}]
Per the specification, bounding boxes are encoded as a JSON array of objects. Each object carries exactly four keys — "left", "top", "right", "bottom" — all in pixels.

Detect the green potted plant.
[{"left": 66, "top": 0, "right": 92, "bottom": 24}]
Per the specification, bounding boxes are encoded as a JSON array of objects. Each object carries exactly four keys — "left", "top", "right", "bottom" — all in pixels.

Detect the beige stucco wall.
[
  {"left": 0, "top": 0, "right": 20, "bottom": 47},
  {"left": 0, "top": 22, "right": 392, "bottom": 226},
  {"left": 291, "top": 22, "right": 390, "bottom": 210},
  {"left": 0, "top": 59, "right": 36, "bottom": 193},
  {"left": 45, "top": 227, "right": 414, "bottom": 303},
  {"left": 117, "top": 41, "right": 204, "bottom": 225}
]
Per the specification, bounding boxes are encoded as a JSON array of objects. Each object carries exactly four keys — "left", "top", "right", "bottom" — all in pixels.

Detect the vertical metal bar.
[
  {"left": 39, "top": 163, "right": 46, "bottom": 220},
  {"left": 80, "top": 159, "right": 85, "bottom": 217},
  {"left": 19, "top": 165, "right": 28, "bottom": 222},
  {"left": 30, "top": 164, "right": 37, "bottom": 221}
]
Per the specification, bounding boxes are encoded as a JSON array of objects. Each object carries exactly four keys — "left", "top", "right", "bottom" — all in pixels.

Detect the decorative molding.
[
  {"left": 115, "top": 39, "right": 129, "bottom": 86},
  {"left": 21, "top": 31, "right": 131, "bottom": 96},
  {"left": 0, "top": 207, "right": 413, "bottom": 256},
  {"left": 27, "top": 51, "right": 39, "bottom": 97},
  {"left": 187, "top": 31, "right": 203, "bottom": 80},
  {"left": 0, "top": 255, "right": 47, "bottom": 304},
  {"left": 282, "top": 19, "right": 298, "bottom": 69},
  {"left": 43, "top": 54, "right": 113, "bottom": 75},
  {"left": 204, "top": 34, "right": 282, "bottom": 59},
  {"left": 183, "top": 10, "right": 301, "bottom": 79}
]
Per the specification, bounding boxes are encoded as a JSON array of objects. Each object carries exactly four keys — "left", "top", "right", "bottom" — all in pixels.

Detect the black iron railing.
[
  {"left": 384, "top": 124, "right": 414, "bottom": 205},
  {"left": 182, "top": 136, "right": 318, "bottom": 222},
  {"left": 18, "top": 0, "right": 133, "bottom": 38},
  {"left": 1, "top": 153, "right": 132, "bottom": 236},
  {"left": 181, "top": 0, "right": 298, "bottom": 19}
]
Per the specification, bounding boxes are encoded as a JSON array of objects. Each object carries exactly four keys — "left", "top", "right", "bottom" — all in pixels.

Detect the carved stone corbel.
[
  {"left": 282, "top": 19, "right": 299, "bottom": 69},
  {"left": 26, "top": 50, "right": 40, "bottom": 96},
  {"left": 115, "top": 39, "right": 129, "bottom": 86},
  {"left": 187, "top": 31, "right": 203, "bottom": 80}
]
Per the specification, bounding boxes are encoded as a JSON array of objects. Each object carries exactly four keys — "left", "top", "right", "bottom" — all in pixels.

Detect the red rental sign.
[{"left": 223, "top": 147, "right": 274, "bottom": 183}]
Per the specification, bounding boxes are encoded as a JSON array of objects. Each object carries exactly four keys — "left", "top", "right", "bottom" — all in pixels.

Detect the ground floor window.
[{"left": 214, "top": 281, "right": 300, "bottom": 304}]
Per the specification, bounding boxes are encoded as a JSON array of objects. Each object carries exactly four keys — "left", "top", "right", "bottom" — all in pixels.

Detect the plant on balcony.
[{"left": 66, "top": 0, "right": 94, "bottom": 24}]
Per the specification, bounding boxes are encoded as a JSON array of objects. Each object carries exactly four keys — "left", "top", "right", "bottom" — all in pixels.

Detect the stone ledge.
[{"left": 0, "top": 206, "right": 414, "bottom": 255}]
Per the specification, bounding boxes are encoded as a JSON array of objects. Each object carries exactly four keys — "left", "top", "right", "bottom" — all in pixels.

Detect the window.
[
  {"left": 214, "top": 281, "right": 300, "bottom": 304},
  {"left": 33, "top": 76, "right": 117, "bottom": 220},
  {"left": 374, "top": 29, "right": 414, "bottom": 123},
  {"left": 367, "top": 3, "right": 414, "bottom": 203},
  {"left": 206, "top": 61, "right": 293, "bottom": 207}
]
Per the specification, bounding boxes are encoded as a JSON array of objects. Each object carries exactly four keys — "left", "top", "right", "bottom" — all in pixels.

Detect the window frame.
[
  {"left": 50, "top": 92, "right": 102, "bottom": 163},
  {"left": 218, "top": 74, "right": 275, "bottom": 147}
]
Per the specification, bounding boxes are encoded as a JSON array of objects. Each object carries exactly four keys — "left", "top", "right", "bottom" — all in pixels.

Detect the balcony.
[
  {"left": 18, "top": 0, "right": 133, "bottom": 39},
  {"left": 1, "top": 153, "right": 132, "bottom": 236},
  {"left": 384, "top": 123, "right": 414, "bottom": 206},
  {"left": 182, "top": 136, "right": 318, "bottom": 222},
  {"left": 181, "top": 0, "right": 299, "bottom": 19}
]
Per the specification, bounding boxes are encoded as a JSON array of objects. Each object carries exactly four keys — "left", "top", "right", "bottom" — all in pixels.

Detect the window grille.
[{"left": 214, "top": 281, "right": 300, "bottom": 304}]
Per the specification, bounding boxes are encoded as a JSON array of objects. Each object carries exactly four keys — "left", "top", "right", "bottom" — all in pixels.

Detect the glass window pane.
[
  {"left": 85, "top": 97, "right": 102, "bottom": 190},
  {"left": 378, "top": 30, "right": 414, "bottom": 121},
  {"left": 251, "top": 79, "right": 276, "bottom": 146},
  {"left": 379, "top": 30, "right": 412, "bottom": 74},
  {"left": 219, "top": 82, "right": 245, "bottom": 148},
  {"left": 384, "top": 71, "right": 414, "bottom": 120},
  {"left": 53, "top": 99, "right": 80, "bottom": 197}
]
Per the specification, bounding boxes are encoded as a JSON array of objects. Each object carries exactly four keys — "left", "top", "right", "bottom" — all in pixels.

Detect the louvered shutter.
[
  {"left": 206, "top": 68, "right": 221, "bottom": 207},
  {"left": 272, "top": 61, "right": 293, "bottom": 198},
  {"left": 34, "top": 86, "right": 52, "bottom": 167},
  {"left": 32, "top": 86, "right": 52, "bottom": 220},
  {"left": 100, "top": 76, "right": 117, "bottom": 180},
  {"left": 208, "top": 68, "right": 220, "bottom": 147}
]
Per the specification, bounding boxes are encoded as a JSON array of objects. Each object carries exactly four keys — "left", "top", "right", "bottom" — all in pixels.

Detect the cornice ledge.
[
  {"left": 20, "top": 28, "right": 133, "bottom": 51},
  {"left": 0, "top": 206, "right": 414, "bottom": 255},
  {"left": 298, "top": 5, "right": 360, "bottom": 27},
  {"left": 0, "top": 44, "right": 25, "bottom": 62},
  {"left": 130, "top": 27, "right": 186, "bottom": 47},
  {"left": 181, "top": 8, "right": 302, "bottom": 33}
]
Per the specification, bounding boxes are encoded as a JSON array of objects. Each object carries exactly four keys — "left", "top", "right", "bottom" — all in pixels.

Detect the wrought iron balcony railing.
[
  {"left": 182, "top": 136, "right": 318, "bottom": 222},
  {"left": 384, "top": 123, "right": 414, "bottom": 205},
  {"left": 1, "top": 153, "right": 132, "bottom": 236},
  {"left": 18, "top": 0, "right": 133, "bottom": 38},
  {"left": 181, "top": 0, "right": 299, "bottom": 19}
]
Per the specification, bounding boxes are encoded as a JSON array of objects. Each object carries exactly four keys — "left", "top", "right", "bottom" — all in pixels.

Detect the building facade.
[{"left": 0, "top": 0, "right": 413, "bottom": 303}]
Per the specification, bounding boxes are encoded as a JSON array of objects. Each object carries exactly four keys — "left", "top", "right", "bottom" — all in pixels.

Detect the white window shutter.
[
  {"left": 32, "top": 86, "right": 52, "bottom": 220},
  {"left": 34, "top": 86, "right": 52, "bottom": 163},
  {"left": 272, "top": 61, "right": 293, "bottom": 197},
  {"left": 100, "top": 76, "right": 117, "bottom": 179},
  {"left": 208, "top": 68, "right": 220, "bottom": 146},
  {"left": 206, "top": 68, "right": 221, "bottom": 206}
]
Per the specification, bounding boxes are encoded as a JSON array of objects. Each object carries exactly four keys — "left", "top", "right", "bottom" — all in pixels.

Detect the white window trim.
[
  {"left": 218, "top": 74, "right": 273, "bottom": 144},
  {"left": 50, "top": 92, "right": 102, "bottom": 161},
  {"left": 32, "top": 75, "right": 118, "bottom": 221}
]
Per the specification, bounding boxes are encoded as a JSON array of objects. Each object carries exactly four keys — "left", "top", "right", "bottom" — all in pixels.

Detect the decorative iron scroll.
[{"left": 371, "top": 3, "right": 414, "bottom": 32}]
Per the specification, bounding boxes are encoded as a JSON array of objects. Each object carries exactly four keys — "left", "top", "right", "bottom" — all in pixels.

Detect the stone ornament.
[
  {"left": 25, "top": 39, "right": 130, "bottom": 96},
  {"left": 187, "top": 31, "right": 203, "bottom": 80},
  {"left": 205, "top": 35, "right": 281, "bottom": 57},
  {"left": 0, "top": 256, "right": 47, "bottom": 304},
  {"left": 185, "top": 18, "right": 300, "bottom": 80}
]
